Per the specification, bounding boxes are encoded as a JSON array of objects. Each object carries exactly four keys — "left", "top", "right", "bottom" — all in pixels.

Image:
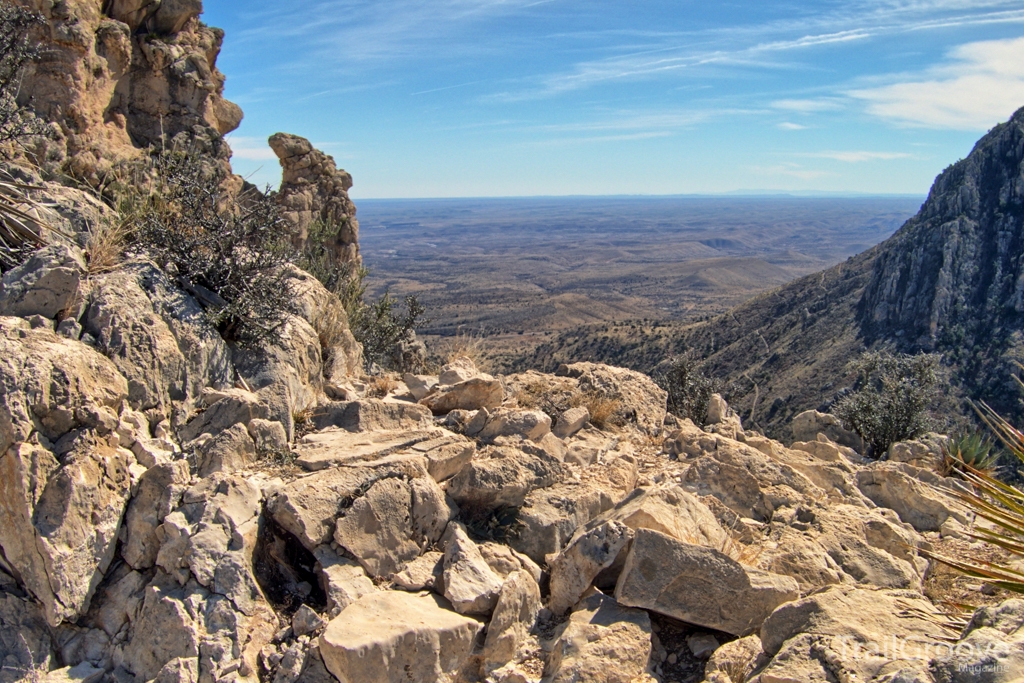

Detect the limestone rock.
[
  {"left": 309, "top": 398, "right": 432, "bottom": 433},
  {"left": 439, "top": 358, "right": 479, "bottom": 385},
  {"left": 442, "top": 524, "right": 504, "bottom": 615},
  {"left": 790, "top": 410, "right": 865, "bottom": 453},
  {"left": 314, "top": 546, "right": 377, "bottom": 617},
  {"left": 404, "top": 373, "right": 438, "bottom": 401},
  {"left": 83, "top": 264, "right": 233, "bottom": 418},
  {"left": 702, "top": 635, "right": 765, "bottom": 683},
  {"left": 482, "top": 570, "right": 541, "bottom": 672},
  {"left": 247, "top": 418, "right": 289, "bottom": 452},
  {"left": 931, "top": 598, "right": 1024, "bottom": 683},
  {"left": 197, "top": 422, "right": 256, "bottom": 476},
  {"left": 510, "top": 456, "right": 637, "bottom": 563},
  {"left": 319, "top": 591, "right": 484, "bottom": 683},
  {"left": 0, "top": 317, "right": 128, "bottom": 454},
  {"left": 270, "top": 134, "right": 360, "bottom": 264},
  {"left": 478, "top": 409, "right": 552, "bottom": 442},
  {"left": 391, "top": 551, "right": 444, "bottom": 592},
  {"left": 333, "top": 474, "right": 452, "bottom": 579},
  {"left": 266, "top": 459, "right": 428, "bottom": 550},
  {"left": 478, "top": 543, "right": 542, "bottom": 584},
  {"left": 0, "top": 592, "right": 55, "bottom": 681},
  {"left": 856, "top": 463, "right": 966, "bottom": 532},
  {"left": 0, "top": 245, "right": 85, "bottom": 319},
  {"left": 295, "top": 427, "right": 441, "bottom": 471},
  {"left": 615, "top": 529, "right": 799, "bottom": 636},
  {"left": 557, "top": 362, "right": 667, "bottom": 434},
  {"left": 0, "top": 436, "right": 131, "bottom": 627},
  {"left": 759, "top": 585, "right": 950, "bottom": 657},
  {"left": 292, "top": 605, "right": 326, "bottom": 638},
  {"left": 553, "top": 405, "right": 590, "bottom": 439},
  {"left": 548, "top": 521, "right": 633, "bottom": 615},
  {"left": 546, "top": 589, "right": 652, "bottom": 683},
  {"left": 179, "top": 389, "right": 269, "bottom": 442},
  {"left": 122, "top": 460, "right": 191, "bottom": 570},
  {"left": 420, "top": 377, "right": 504, "bottom": 415},
  {"left": 447, "top": 446, "right": 564, "bottom": 510}
]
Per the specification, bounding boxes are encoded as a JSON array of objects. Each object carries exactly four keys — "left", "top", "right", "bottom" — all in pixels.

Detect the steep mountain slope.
[
  {"left": 524, "top": 106, "right": 1024, "bottom": 439},
  {"left": 684, "top": 106, "right": 1024, "bottom": 436}
]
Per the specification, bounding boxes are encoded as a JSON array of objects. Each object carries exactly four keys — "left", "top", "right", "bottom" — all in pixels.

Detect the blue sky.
[{"left": 203, "top": 1, "right": 1024, "bottom": 198}]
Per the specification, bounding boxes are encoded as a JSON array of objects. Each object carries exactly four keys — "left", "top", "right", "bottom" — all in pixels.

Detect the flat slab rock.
[
  {"left": 615, "top": 529, "right": 799, "bottom": 637},
  {"left": 319, "top": 591, "right": 484, "bottom": 683},
  {"left": 296, "top": 428, "right": 443, "bottom": 471}
]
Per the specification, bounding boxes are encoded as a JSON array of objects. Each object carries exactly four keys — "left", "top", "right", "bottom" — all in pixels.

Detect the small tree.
[
  {"left": 136, "top": 150, "right": 295, "bottom": 347},
  {"left": 656, "top": 350, "right": 720, "bottom": 427},
  {"left": 831, "top": 351, "right": 940, "bottom": 457},
  {"left": 350, "top": 292, "right": 427, "bottom": 370},
  {"left": 0, "top": 1, "right": 47, "bottom": 154}
]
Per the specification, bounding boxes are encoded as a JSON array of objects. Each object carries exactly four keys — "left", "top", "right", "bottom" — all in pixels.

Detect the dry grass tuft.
[
  {"left": 314, "top": 295, "right": 351, "bottom": 355},
  {"left": 366, "top": 374, "right": 399, "bottom": 398},
  {"left": 569, "top": 390, "right": 621, "bottom": 430},
  {"left": 84, "top": 218, "right": 129, "bottom": 274},
  {"left": 434, "top": 329, "right": 489, "bottom": 371}
]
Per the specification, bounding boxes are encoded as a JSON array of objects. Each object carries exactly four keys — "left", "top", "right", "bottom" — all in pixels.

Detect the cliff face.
[
  {"left": 676, "top": 107, "right": 1024, "bottom": 436},
  {"left": 15, "top": 0, "right": 241, "bottom": 184},
  {"left": 860, "top": 112, "right": 1024, "bottom": 353}
]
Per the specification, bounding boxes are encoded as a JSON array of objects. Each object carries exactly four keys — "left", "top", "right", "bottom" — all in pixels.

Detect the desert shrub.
[
  {"left": 350, "top": 291, "right": 427, "bottom": 370},
  {"left": 831, "top": 351, "right": 940, "bottom": 458},
  {"left": 655, "top": 350, "right": 721, "bottom": 427},
  {"left": 135, "top": 151, "right": 294, "bottom": 346},
  {"left": 0, "top": 2, "right": 47, "bottom": 154}
]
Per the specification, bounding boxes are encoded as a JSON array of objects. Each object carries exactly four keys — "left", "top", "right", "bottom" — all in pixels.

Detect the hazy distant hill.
[{"left": 526, "top": 107, "right": 1024, "bottom": 439}]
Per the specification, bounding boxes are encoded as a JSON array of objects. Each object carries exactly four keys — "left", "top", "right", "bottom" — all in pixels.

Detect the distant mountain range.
[{"left": 525, "top": 106, "right": 1024, "bottom": 439}]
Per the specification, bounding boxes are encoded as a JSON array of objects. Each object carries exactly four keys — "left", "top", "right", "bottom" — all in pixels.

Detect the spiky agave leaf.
[
  {"left": 921, "top": 399, "right": 1024, "bottom": 593},
  {"left": 0, "top": 173, "right": 54, "bottom": 271}
]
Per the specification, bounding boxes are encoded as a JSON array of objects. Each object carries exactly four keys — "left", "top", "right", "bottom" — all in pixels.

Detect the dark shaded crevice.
[{"left": 252, "top": 512, "right": 326, "bottom": 617}]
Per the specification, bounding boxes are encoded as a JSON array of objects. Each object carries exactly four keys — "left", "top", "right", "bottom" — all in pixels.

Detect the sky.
[{"left": 202, "top": 0, "right": 1024, "bottom": 198}]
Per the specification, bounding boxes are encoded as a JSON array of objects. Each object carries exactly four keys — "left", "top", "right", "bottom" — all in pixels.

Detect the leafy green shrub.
[
  {"left": 656, "top": 350, "right": 721, "bottom": 427},
  {"left": 136, "top": 151, "right": 294, "bottom": 346},
  {"left": 0, "top": 1, "right": 47, "bottom": 154},
  {"left": 350, "top": 291, "right": 426, "bottom": 370},
  {"left": 831, "top": 351, "right": 940, "bottom": 457}
]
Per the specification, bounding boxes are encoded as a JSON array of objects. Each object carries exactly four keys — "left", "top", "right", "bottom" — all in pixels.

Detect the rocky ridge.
[
  {"left": 2, "top": 2, "right": 1023, "bottom": 682},
  {"left": 1, "top": 234, "right": 1021, "bottom": 681}
]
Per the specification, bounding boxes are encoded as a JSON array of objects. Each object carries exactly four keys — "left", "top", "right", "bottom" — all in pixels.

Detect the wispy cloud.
[
  {"left": 225, "top": 136, "right": 277, "bottom": 161},
  {"left": 802, "top": 150, "right": 914, "bottom": 162},
  {"left": 849, "top": 36, "right": 1024, "bottom": 129},
  {"left": 772, "top": 98, "right": 845, "bottom": 113},
  {"left": 777, "top": 122, "right": 807, "bottom": 130}
]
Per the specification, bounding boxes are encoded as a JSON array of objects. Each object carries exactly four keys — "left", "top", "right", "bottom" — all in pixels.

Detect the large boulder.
[
  {"left": 548, "top": 521, "right": 633, "bottom": 615},
  {"left": 0, "top": 244, "right": 85, "bottom": 319},
  {"left": 856, "top": 463, "right": 967, "bottom": 532},
  {"left": 482, "top": 569, "right": 541, "bottom": 672},
  {"left": 447, "top": 445, "right": 564, "bottom": 510},
  {"left": 441, "top": 524, "right": 504, "bottom": 616},
  {"left": 295, "top": 427, "right": 442, "bottom": 471},
  {"left": 420, "top": 377, "right": 504, "bottom": 415},
  {"left": 333, "top": 474, "right": 453, "bottom": 579},
  {"left": 615, "top": 529, "right": 799, "bottom": 636},
  {"left": 83, "top": 263, "right": 234, "bottom": 420},
  {"left": 318, "top": 591, "right": 483, "bottom": 683},
  {"left": 545, "top": 589, "right": 653, "bottom": 683},
  {"left": 556, "top": 362, "right": 667, "bottom": 434}
]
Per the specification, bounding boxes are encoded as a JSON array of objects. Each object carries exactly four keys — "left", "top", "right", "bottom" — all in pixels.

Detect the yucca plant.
[
  {"left": 939, "top": 430, "right": 1002, "bottom": 478},
  {"left": 922, "top": 400, "right": 1024, "bottom": 593},
  {"left": 0, "top": 171, "right": 51, "bottom": 272}
]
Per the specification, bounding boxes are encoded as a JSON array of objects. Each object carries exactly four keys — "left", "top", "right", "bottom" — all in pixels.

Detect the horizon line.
[{"left": 352, "top": 190, "right": 927, "bottom": 201}]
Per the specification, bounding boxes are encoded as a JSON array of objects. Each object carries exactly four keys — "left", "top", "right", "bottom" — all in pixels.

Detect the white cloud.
[
  {"left": 772, "top": 98, "right": 845, "bottom": 113},
  {"left": 225, "top": 136, "right": 278, "bottom": 161},
  {"left": 777, "top": 122, "right": 807, "bottom": 130},
  {"left": 805, "top": 150, "right": 913, "bottom": 162},
  {"left": 849, "top": 36, "right": 1024, "bottom": 129}
]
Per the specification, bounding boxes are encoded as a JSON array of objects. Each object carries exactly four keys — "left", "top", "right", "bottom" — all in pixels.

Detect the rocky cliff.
[
  {"left": 1, "top": 3, "right": 1024, "bottom": 683},
  {"left": 666, "top": 107, "right": 1024, "bottom": 437}
]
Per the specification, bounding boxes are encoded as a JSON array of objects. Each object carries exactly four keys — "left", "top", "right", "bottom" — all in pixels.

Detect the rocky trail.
[{"left": 2, "top": 237, "right": 1023, "bottom": 683}]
